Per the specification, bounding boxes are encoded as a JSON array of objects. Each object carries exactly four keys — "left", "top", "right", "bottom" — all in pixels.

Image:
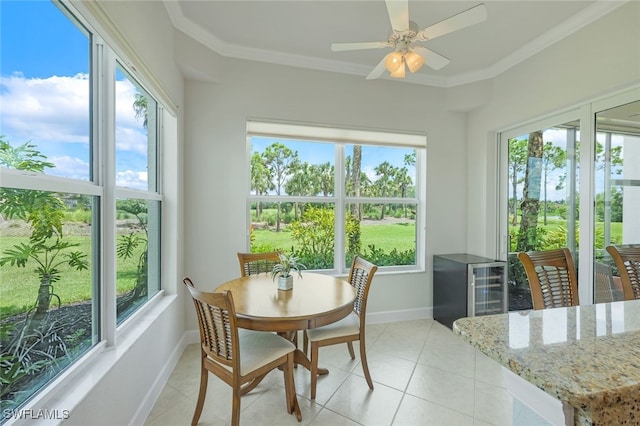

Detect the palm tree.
[
  {"left": 351, "top": 146, "right": 362, "bottom": 220},
  {"left": 509, "top": 138, "right": 528, "bottom": 226},
  {"left": 250, "top": 152, "right": 273, "bottom": 219},
  {"left": 517, "top": 131, "right": 544, "bottom": 252},
  {"left": 133, "top": 93, "right": 148, "bottom": 128},
  {"left": 373, "top": 161, "right": 396, "bottom": 220},
  {"left": 262, "top": 143, "right": 299, "bottom": 231},
  {"left": 394, "top": 166, "right": 413, "bottom": 218},
  {"left": 0, "top": 139, "right": 88, "bottom": 318}
]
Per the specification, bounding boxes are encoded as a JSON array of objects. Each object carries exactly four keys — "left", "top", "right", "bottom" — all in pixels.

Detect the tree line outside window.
[{"left": 248, "top": 136, "right": 422, "bottom": 271}]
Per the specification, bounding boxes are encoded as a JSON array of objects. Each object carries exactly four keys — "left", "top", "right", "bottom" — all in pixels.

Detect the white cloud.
[
  {"left": 116, "top": 170, "right": 148, "bottom": 191},
  {"left": 49, "top": 155, "right": 90, "bottom": 181},
  {"left": 115, "top": 77, "right": 148, "bottom": 156},
  {"left": 1, "top": 73, "right": 90, "bottom": 144},
  {"left": 1, "top": 73, "right": 149, "bottom": 184},
  {"left": 116, "top": 126, "right": 148, "bottom": 155}
]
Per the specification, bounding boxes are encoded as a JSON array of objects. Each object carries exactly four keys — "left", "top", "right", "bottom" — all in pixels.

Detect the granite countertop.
[{"left": 453, "top": 299, "right": 640, "bottom": 425}]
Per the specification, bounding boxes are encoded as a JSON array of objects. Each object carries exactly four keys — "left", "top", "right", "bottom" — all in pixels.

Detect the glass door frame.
[
  {"left": 497, "top": 86, "right": 640, "bottom": 306},
  {"left": 498, "top": 109, "right": 583, "bottom": 305}
]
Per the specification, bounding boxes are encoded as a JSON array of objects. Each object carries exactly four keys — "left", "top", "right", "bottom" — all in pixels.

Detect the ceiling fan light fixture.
[
  {"left": 331, "top": 1, "right": 488, "bottom": 81},
  {"left": 384, "top": 51, "right": 404, "bottom": 73},
  {"left": 389, "top": 62, "right": 406, "bottom": 78},
  {"left": 405, "top": 50, "right": 425, "bottom": 73}
]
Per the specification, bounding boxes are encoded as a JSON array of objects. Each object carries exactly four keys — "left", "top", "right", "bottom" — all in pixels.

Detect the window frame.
[
  {"left": 497, "top": 86, "right": 640, "bottom": 306},
  {"left": 246, "top": 120, "right": 427, "bottom": 275},
  {"left": 0, "top": 0, "right": 166, "bottom": 411}
]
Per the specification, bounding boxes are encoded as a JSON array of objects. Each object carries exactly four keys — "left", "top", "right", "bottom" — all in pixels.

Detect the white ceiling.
[{"left": 164, "top": 1, "right": 626, "bottom": 88}]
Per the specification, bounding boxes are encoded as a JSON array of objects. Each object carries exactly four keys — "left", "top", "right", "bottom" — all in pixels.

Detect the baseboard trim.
[
  {"left": 129, "top": 333, "right": 189, "bottom": 426},
  {"left": 367, "top": 307, "right": 433, "bottom": 324}
]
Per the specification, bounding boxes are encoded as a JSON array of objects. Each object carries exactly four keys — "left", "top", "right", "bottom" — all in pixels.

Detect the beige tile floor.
[{"left": 144, "top": 319, "right": 515, "bottom": 426}]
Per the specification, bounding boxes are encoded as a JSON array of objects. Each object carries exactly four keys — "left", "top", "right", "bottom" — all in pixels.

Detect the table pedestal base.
[
  {"left": 241, "top": 349, "right": 328, "bottom": 396},
  {"left": 293, "top": 349, "right": 329, "bottom": 375}
]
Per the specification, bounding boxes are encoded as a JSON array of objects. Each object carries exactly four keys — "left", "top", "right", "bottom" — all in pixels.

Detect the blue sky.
[
  {"left": 1, "top": 1, "right": 88, "bottom": 78},
  {"left": 1, "top": 1, "right": 149, "bottom": 189}
]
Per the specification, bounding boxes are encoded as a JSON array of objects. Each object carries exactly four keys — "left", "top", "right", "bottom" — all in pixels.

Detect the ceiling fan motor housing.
[{"left": 388, "top": 20, "right": 420, "bottom": 51}]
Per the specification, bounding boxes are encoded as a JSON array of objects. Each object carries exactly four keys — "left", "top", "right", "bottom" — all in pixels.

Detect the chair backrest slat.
[
  {"left": 606, "top": 245, "right": 640, "bottom": 300},
  {"left": 237, "top": 252, "right": 281, "bottom": 277},
  {"left": 348, "top": 257, "right": 378, "bottom": 317},
  {"left": 184, "top": 278, "right": 238, "bottom": 368},
  {"left": 518, "top": 248, "right": 579, "bottom": 310}
]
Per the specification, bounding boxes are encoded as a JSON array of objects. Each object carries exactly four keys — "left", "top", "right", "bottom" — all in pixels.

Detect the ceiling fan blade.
[
  {"left": 385, "top": 0, "right": 409, "bottom": 32},
  {"left": 413, "top": 46, "right": 450, "bottom": 70},
  {"left": 366, "top": 57, "right": 388, "bottom": 80},
  {"left": 416, "top": 3, "right": 487, "bottom": 41},
  {"left": 331, "top": 41, "right": 390, "bottom": 52}
]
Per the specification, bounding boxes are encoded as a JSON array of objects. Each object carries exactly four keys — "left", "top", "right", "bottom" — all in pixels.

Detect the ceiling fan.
[{"left": 331, "top": 0, "right": 487, "bottom": 79}]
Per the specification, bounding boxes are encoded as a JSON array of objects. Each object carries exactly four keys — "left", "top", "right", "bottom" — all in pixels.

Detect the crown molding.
[{"left": 164, "top": 0, "right": 627, "bottom": 88}]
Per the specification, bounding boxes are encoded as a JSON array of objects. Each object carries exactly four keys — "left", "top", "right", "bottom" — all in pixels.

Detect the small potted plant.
[{"left": 271, "top": 252, "right": 306, "bottom": 291}]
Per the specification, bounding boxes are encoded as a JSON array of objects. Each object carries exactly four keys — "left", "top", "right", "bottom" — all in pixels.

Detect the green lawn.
[
  {"left": 252, "top": 221, "right": 416, "bottom": 253},
  {"left": 0, "top": 235, "right": 144, "bottom": 318},
  {"left": 2, "top": 217, "right": 623, "bottom": 316},
  {"left": 532, "top": 217, "right": 622, "bottom": 245}
]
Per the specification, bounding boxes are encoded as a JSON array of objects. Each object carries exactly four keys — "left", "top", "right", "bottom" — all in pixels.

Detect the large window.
[
  {"left": 247, "top": 121, "right": 425, "bottom": 274},
  {"left": 0, "top": 0, "right": 162, "bottom": 413}
]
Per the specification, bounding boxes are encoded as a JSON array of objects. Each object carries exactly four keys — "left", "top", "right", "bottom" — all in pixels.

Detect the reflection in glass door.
[
  {"left": 594, "top": 101, "right": 640, "bottom": 303},
  {"left": 505, "top": 120, "right": 579, "bottom": 311}
]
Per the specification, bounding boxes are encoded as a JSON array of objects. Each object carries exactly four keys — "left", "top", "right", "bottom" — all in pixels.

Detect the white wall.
[
  {"left": 181, "top": 48, "right": 469, "bottom": 327},
  {"left": 180, "top": 1, "right": 640, "bottom": 328},
  {"left": 466, "top": 1, "right": 640, "bottom": 257}
]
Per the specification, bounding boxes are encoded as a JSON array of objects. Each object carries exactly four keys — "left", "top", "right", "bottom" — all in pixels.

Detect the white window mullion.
[
  {"left": 96, "top": 38, "right": 117, "bottom": 346},
  {"left": 417, "top": 148, "right": 427, "bottom": 271},
  {"left": 335, "top": 145, "right": 345, "bottom": 274},
  {"left": 578, "top": 103, "right": 595, "bottom": 305},
  {"left": 0, "top": 169, "right": 102, "bottom": 196}
]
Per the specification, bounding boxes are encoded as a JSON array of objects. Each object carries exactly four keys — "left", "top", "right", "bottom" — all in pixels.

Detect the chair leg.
[
  {"left": 283, "top": 353, "right": 302, "bottom": 421},
  {"left": 346, "top": 341, "right": 356, "bottom": 359},
  {"left": 231, "top": 386, "right": 241, "bottom": 426},
  {"left": 310, "top": 343, "right": 320, "bottom": 400},
  {"left": 359, "top": 338, "right": 374, "bottom": 390},
  {"left": 191, "top": 364, "right": 208, "bottom": 426}
]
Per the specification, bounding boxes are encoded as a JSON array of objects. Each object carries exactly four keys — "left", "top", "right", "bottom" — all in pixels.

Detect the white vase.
[{"left": 277, "top": 275, "right": 293, "bottom": 291}]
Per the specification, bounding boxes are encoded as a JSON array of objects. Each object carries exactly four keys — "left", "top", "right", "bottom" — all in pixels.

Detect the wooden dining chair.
[
  {"left": 237, "top": 251, "right": 299, "bottom": 346},
  {"left": 606, "top": 245, "right": 640, "bottom": 300},
  {"left": 183, "top": 278, "right": 301, "bottom": 426},
  {"left": 517, "top": 248, "right": 579, "bottom": 310},
  {"left": 237, "top": 251, "right": 281, "bottom": 277},
  {"left": 302, "top": 256, "right": 378, "bottom": 399}
]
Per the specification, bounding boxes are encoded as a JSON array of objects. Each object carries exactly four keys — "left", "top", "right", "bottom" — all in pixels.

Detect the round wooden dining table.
[{"left": 214, "top": 272, "right": 357, "bottom": 390}]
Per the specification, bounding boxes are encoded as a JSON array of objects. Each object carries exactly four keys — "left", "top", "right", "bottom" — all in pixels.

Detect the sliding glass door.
[
  {"left": 593, "top": 100, "right": 640, "bottom": 303},
  {"left": 500, "top": 91, "right": 640, "bottom": 309},
  {"left": 501, "top": 116, "right": 580, "bottom": 310}
]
